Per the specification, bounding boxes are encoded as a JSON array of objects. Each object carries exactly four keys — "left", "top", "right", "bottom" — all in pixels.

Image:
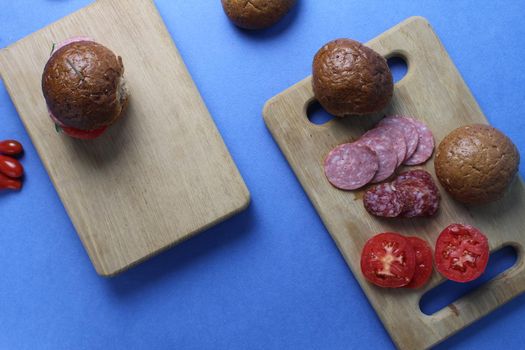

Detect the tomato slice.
[
  {"left": 49, "top": 109, "right": 107, "bottom": 139},
  {"left": 361, "top": 232, "right": 416, "bottom": 288},
  {"left": 435, "top": 224, "right": 489, "bottom": 283},
  {"left": 404, "top": 237, "right": 433, "bottom": 289},
  {"left": 60, "top": 125, "right": 107, "bottom": 140}
]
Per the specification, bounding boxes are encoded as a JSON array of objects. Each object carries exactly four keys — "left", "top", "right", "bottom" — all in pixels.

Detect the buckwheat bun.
[
  {"left": 221, "top": 0, "right": 296, "bottom": 30},
  {"left": 42, "top": 37, "right": 128, "bottom": 139},
  {"left": 435, "top": 124, "right": 520, "bottom": 204},
  {"left": 312, "top": 39, "right": 393, "bottom": 117}
]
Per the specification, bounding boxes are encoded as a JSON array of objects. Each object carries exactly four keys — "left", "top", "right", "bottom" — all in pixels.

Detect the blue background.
[{"left": 1, "top": 1, "right": 524, "bottom": 349}]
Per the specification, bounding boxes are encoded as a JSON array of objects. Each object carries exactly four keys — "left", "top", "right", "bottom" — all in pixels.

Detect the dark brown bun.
[
  {"left": 221, "top": 0, "right": 296, "bottom": 30},
  {"left": 312, "top": 39, "right": 393, "bottom": 117},
  {"left": 42, "top": 40, "right": 128, "bottom": 131},
  {"left": 435, "top": 124, "right": 520, "bottom": 204}
]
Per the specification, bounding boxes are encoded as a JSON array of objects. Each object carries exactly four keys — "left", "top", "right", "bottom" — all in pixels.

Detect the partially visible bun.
[
  {"left": 42, "top": 40, "right": 128, "bottom": 131},
  {"left": 221, "top": 0, "right": 296, "bottom": 30},
  {"left": 434, "top": 124, "right": 520, "bottom": 204},
  {"left": 312, "top": 39, "right": 393, "bottom": 117}
]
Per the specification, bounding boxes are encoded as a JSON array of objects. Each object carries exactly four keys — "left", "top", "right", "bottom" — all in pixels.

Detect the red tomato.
[
  {"left": 361, "top": 232, "right": 416, "bottom": 288},
  {"left": 405, "top": 237, "right": 433, "bottom": 289},
  {"left": 0, "top": 155, "right": 23, "bottom": 178},
  {"left": 0, "top": 172, "right": 21, "bottom": 191},
  {"left": 59, "top": 125, "right": 107, "bottom": 140},
  {"left": 0, "top": 140, "right": 23, "bottom": 156},
  {"left": 435, "top": 224, "right": 489, "bottom": 282}
]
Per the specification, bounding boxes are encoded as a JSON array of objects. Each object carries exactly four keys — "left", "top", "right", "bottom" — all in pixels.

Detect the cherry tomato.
[
  {"left": 0, "top": 155, "right": 23, "bottom": 178},
  {"left": 361, "top": 232, "right": 416, "bottom": 288},
  {"left": 0, "top": 140, "right": 23, "bottom": 156},
  {"left": 435, "top": 224, "right": 489, "bottom": 283},
  {"left": 60, "top": 125, "right": 107, "bottom": 140},
  {"left": 0, "top": 172, "right": 21, "bottom": 191},
  {"left": 405, "top": 237, "right": 433, "bottom": 289}
]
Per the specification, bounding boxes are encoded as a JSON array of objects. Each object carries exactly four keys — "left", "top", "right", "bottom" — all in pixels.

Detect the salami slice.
[
  {"left": 324, "top": 143, "right": 379, "bottom": 190},
  {"left": 363, "top": 182, "right": 403, "bottom": 217},
  {"left": 378, "top": 116, "right": 419, "bottom": 161},
  {"left": 396, "top": 169, "right": 434, "bottom": 184},
  {"left": 358, "top": 135, "right": 397, "bottom": 183},
  {"left": 394, "top": 176, "right": 440, "bottom": 217},
  {"left": 362, "top": 126, "right": 406, "bottom": 168},
  {"left": 415, "top": 171, "right": 440, "bottom": 216},
  {"left": 394, "top": 178, "right": 433, "bottom": 217},
  {"left": 424, "top": 190, "right": 440, "bottom": 216},
  {"left": 403, "top": 118, "right": 435, "bottom": 165}
]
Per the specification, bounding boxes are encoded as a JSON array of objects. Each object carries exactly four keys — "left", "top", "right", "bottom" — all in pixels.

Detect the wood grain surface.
[
  {"left": 264, "top": 16, "right": 525, "bottom": 350},
  {"left": 0, "top": 0, "right": 250, "bottom": 276}
]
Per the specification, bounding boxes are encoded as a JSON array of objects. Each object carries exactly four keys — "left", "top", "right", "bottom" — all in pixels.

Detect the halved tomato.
[
  {"left": 361, "top": 232, "right": 415, "bottom": 288},
  {"left": 435, "top": 224, "right": 489, "bottom": 283},
  {"left": 405, "top": 237, "right": 433, "bottom": 289}
]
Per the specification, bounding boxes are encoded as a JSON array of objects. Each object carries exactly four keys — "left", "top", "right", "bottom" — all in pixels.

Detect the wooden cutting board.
[
  {"left": 264, "top": 16, "right": 525, "bottom": 350},
  {"left": 0, "top": 0, "right": 250, "bottom": 276}
]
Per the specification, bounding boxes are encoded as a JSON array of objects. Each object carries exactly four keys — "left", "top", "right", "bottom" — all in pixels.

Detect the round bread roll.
[
  {"left": 434, "top": 124, "right": 520, "bottom": 204},
  {"left": 312, "top": 39, "right": 393, "bottom": 117},
  {"left": 42, "top": 39, "right": 128, "bottom": 138},
  {"left": 221, "top": 0, "right": 296, "bottom": 30}
]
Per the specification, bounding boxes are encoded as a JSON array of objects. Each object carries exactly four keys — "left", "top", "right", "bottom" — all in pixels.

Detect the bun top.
[
  {"left": 42, "top": 41, "right": 125, "bottom": 131},
  {"left": 221, "top": 0, "right": 296, "bottom": 30},
  {"left": 312, "top": 38, "right": 393, "bottom": 117},
  {"left": 434, "top": 124, "right": 520, "bottom": 204}
]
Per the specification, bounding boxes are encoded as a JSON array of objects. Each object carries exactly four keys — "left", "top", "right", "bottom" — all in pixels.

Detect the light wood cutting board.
[
  {"left": 0, "top": 0, "right": 250, "bottom": 276},
  {"left": 264, "top": 17, "right": 525, "bottom": 350}
]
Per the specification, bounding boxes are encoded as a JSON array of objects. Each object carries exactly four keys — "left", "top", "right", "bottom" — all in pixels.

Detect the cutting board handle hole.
[
  {"left": 387, "top": 55, "right": 408, "bottom": 83},
  {"left": 306, "top": 100, "right": 335, "bottom": 125},
  {"left": 419, "top": 245, "right": 518, "bottom": 316}
]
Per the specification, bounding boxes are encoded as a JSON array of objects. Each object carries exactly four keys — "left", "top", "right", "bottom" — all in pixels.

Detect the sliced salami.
[
  {"left": 360, "top": 169, "right": 440, "bottom": 218},
  {"left": 358, "top": 135, "right": 397, "bottom": 183},
  {"left": 394, "top": 178, "right": 433, "bottom": 217},
  {"left": 396, "top": 169, "right": 434, "bottom": 184},
  {"left": 363, "top": 182, "right": 403, "bottom": 217},
  {"left": 413, "top": 171, "right": 440, "bottom": 216},
  {"left": 403, "top": 118, "right": 435, "bottom": 165},
  {"left": 394, "top": 176, "right": 440, "bottom": 217},
  {"left": 424, "top": 190, "right": 440, "bottom": 216},
  {"left": 324, "top": 143, "right": 379, "bottom": 190},
  {"left": 362, "top": 126, "right": 406, "bottom": 168},
  {"left": 378, "top": 116, "right": 419, "bottom": 161}
]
